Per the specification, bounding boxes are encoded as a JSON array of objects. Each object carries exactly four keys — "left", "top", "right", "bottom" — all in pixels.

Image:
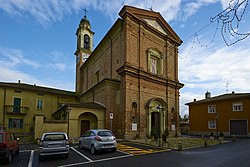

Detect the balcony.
[{"left": 5, "top": 105, "right": 29, "bottom": 115}]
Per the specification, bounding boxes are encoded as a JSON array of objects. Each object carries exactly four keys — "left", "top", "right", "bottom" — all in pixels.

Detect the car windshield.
[
  {"left": 0, "top": 134, "right": 3, "bottom": 142},
  {"left": 98, "top": 131, "right": 113, "bottom": 137},
  {"left": 44, "top": 134, "right": 66, "bottom": 141}
]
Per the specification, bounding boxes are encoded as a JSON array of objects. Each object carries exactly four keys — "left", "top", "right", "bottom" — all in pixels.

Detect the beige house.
[
  {"left": 0, "top": 5, "right": 184, "bottom": 141},
  {"left": 0, "top": 81, "right": 77, "bottom": 141}
]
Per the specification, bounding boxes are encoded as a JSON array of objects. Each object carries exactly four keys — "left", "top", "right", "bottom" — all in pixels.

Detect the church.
[{"left": 0, "top": 5, "right": 184, "bottom": 141}]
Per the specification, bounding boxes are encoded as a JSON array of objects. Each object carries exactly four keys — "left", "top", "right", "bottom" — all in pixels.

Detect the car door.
[
  {"left": 9, "top": 133, "right": 17, "bottom": 152},
  {"left": 82, "top": 131, "right": 91, "bottom": 148}
]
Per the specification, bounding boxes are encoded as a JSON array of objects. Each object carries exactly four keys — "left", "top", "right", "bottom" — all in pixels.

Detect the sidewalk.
[{"left": 119, "top": 136, "right": 230, "bottom": 150}]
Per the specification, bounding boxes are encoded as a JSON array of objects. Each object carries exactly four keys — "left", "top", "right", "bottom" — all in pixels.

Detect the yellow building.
[
  {"left": 186, "top": 92, "right": 250, "bottom": 137},
  {"left": 0, "top": 81, "right": 77, "bottom": 141},
  {"left": 0, "top": 5, "right": 184, "bottom": 141}
]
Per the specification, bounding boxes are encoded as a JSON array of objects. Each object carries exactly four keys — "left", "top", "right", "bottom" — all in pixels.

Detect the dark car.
[
  {"left": 0, "top": 131, "right": 19, "bottom": 163},
  {"left": 79, "top": 129, "right": 117, "bottom": 154},
  {"left": 38, "top": 132, "right": 70, "bottom": 161}
]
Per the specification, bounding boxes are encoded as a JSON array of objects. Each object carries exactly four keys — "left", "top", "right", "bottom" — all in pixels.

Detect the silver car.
[
  {"left": 79, "top": 129, "right": 117, "bottom": 154},
  {"left": 38, "top": 132, "right": 70, "bottom": 161}
]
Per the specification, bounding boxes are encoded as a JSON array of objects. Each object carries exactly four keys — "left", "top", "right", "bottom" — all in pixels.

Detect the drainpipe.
[
  {"left": 2, "top": 88, "right": 6, "bottom": 130},
  {"left": 138, "top": 23, "right": 141, "bottom": 138},
  {"left": 109, "top": 36, "right": 113, "bottom": 79},
  {"left": 165, "top": 40, "right": 169, "bottom": 132}
]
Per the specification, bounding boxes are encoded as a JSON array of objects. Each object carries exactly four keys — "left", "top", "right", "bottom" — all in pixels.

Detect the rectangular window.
[
  {"left": 208, "top": 120, "right": 216, "bottom": 129},
  {"left": 37, "top": 99, "right": 43, "bottom": 110},
  {"left": 208, "top": 105, "right": 216, "bottom": 113},
  {"left": 8, "top": 118, "right": 23, "bottom": 129},
  {"left": 13, "top": 97, "right": 21, "bottom": 113},
  {"left": 233, "top": 102, "right": 243, "bottom": 111}
]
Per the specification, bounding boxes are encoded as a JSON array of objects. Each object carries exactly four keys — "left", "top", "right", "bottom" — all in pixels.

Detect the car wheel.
[
  {"left": 15, "top": 147, "right": 20, "bottom": 155},
  {"left": 64, "top": 153, "right": 69, "bottom": 159},
  {"left": 6, "top": 151, "right": 12, "bottom": 163},
  {"left": 111, "top": 148, "right": 117, "bottom": 152},
  {"left": 90, "top": 145, "right": 96, "bottom": 155},
  {"left": 38, "top": 155, "right": 44, "bottom": 161},
  {"left": 79, "top": 141, "right": 83, "bottom": 149}
]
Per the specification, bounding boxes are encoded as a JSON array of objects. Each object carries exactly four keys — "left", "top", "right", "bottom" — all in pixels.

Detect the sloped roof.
[
  {"left": 0, "top": 82, "right": 77, "bottom": 96},
  {"left": 52, "top": 102, "right": 106, "bottom": 116},
  {"left": 66, "top": 102, "right": 106, "bottom": 109},
  {"left": 186, "top": 93, "right": 250, "bottom": 105},
  {"left": 119, "top": 5, "right": 182, "bottom": 45}
]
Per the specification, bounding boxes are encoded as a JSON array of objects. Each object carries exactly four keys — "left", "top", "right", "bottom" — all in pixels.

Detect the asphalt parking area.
[{"left": 5, "top": 141, "right": 168, "bottom": 167}]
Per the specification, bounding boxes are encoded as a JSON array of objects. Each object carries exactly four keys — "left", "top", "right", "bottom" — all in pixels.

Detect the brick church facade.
[
  {"left": 75, "top": 5, "right": 184, "bottom": 139},
  {"left": 0, "top": 5, "right": 184, "bottom": 141}
]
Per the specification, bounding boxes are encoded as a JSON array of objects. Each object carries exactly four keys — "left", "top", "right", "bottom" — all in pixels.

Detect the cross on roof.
[{"left": 83, "top": 8, "right": 88, "bottom": 16}]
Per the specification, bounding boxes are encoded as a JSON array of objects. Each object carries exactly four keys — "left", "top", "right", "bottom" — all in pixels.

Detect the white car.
[
  {"left": 79, "top": 129, "right": 117, "bottom": 154},
  {"left": 38, "top": 132, "right": 70, "bottom": 161}
]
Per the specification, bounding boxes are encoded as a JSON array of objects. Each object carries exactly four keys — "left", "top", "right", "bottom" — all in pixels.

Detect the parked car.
[
  {"left": 78, "top": 129, "right": 117, "bottom": 154},
  {"left": 38, "top": 132, "right": 70, "bottom": 161},
  {"left": 0, "top": 131, "right": 19, "bottom": 163}
]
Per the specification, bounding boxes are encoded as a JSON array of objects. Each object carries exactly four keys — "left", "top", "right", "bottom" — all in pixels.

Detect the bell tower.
[{"left": 75, "top": 12, "right": 94, "bottom": 93}]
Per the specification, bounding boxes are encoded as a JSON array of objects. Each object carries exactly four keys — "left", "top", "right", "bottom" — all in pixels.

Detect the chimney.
[
  {"left": 232, "top": 91, "right": 235, "bottom": 94},
  {"left": 18, "top": 80, "right": 21, "bottom": 83},
  {"left": 205, "top": 91, "right": 211, "bottom": 99},
  {"left": 193, "top": 99, "right": 196, "bottom": 102}
]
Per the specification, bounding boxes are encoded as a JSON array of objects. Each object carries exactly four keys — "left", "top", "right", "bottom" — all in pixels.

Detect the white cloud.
[
  {"left": 50, "top": 63, "right": 66, "bottom": 71},
  {"left": 0, "top": 47, "right": 40, "bottom": 68},
  {"left": 0, "top": 0, "right": 183, "bottom": 26},
  {"left": 0, "top": 65, "right": 41, "bottom": 85},
  {"left": 179, "top": 37, "right": 250, "bottom": 116},
  {"left": 182, "top": 0, "right": 218, "bottom": 20}
]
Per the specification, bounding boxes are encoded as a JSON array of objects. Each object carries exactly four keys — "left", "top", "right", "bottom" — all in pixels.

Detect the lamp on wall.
[
  {"left": 156, "top": 104, "right": 165, "bottom": 147},
  {"left": 67, "top": 107, "right": 71, "bottom": 137}
]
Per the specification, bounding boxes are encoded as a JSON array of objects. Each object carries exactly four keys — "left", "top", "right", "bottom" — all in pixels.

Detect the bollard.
[
  {"left": 177, "top": 141, "right": 182, "bottom": 151},
  {"left": 204, "top": 139, "right": 208, "bottom": 147},
  {"left": 232, "top": 135, "right": 236, "bottom": 142}
]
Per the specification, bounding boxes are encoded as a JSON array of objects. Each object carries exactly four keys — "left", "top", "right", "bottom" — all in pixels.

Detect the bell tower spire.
[{"left": 75, "top": 10, "right": 95, "bottom": 93}]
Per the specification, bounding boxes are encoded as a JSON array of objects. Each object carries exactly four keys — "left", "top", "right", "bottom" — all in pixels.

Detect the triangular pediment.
[
  {"left": 119, "top": 5, "right": 182, "bottom": 45},
  {"left": 142, "top": 18, "right": 167, "bottom": 35}
]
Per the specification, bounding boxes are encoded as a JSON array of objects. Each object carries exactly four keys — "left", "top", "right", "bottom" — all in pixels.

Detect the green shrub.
[{"left": 219, "top": 132, "right": 224, "bottom": 137}]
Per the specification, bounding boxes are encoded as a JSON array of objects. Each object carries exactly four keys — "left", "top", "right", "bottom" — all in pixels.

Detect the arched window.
[
  {"left": 84, "top": 34, "right": 90, "bottom": 49},
  {"left": 132, "top": 102, "right": 137, "bottom": 118}
]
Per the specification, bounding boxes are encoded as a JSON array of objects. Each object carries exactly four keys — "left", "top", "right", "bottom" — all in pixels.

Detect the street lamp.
[
  {"left": 156, "top": 105, "right": 164, "bottom": 147},
  {"left": 66, "top": 107, "right": 71, "bottom": 137},
  {"left": 215, "top": 113, "right": 219, "bottom": 140}
]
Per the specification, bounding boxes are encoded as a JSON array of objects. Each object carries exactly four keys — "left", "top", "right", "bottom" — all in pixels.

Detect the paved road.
[
  {"left": 77, "top": 138, "right": 250, "bottom": 167},
  {"left": 1, "top": 138, "right": 249, "bottom": 167}
]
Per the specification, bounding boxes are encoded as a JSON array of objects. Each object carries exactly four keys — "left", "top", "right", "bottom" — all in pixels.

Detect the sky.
[{"left": 0, "top": 0, "right": 250, "bottom": 117}]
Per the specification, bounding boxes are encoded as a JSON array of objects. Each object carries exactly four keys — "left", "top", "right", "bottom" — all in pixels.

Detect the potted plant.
[
  {"left": 210, "top": 132, "right": 214, "bottom": 140},
  {"left": 162, "top": 128, "right": 169, "bottom": 148},
  {"left": 219, "top": 132, "right": 224, "bottom": 141}
]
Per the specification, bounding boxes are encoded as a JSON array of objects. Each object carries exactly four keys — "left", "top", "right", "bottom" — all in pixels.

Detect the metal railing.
[{"left": 5, "top": 105, "right": 29, "bottom": 115}]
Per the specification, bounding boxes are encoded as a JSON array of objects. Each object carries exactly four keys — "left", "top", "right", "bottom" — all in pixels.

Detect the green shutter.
[{"left": 8, "top": 118, "right": 12, "bottom": 128}]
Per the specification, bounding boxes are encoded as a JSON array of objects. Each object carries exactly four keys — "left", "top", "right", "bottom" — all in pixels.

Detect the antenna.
[{"left": 226, "top": 83, "right": 229, "bottom": 94}]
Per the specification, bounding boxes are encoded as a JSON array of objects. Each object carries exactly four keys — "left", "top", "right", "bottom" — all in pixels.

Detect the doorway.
[
  {"left": 81, "top": 120, "right": 90, "bottom": 135},
  {"left": 151, "top": 112, "right": 160, "bottom": 137}
]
